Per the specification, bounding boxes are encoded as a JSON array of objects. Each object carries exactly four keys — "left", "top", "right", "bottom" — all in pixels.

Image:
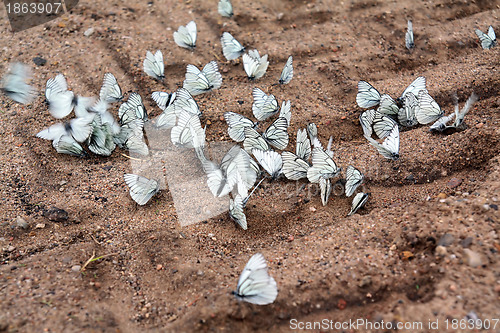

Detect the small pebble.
[
  {"left": 84, "top": 27, "right": 94, "bottom": 36},
  {"left": 43, "top": 207, "right": 69, "bottom": 222},
  {"left": 32, "top": 56, "right": 47, "bottom": 66},
  {"left": 71, "top": 265, "right": 81, "bottom": 272},
  {"left": 35, "top": 223, "right": 45, "bottom": 229},
  {"left": 156, "top": 264, "right": 163, "bottom": 271},
  {"left": 309, "top": 206, "right": 316, "bottom": 212},
  {"left": 437, "top": 193, "right": 447, "bottom": 199},
  {"left": 359, "top": 275, "right": 372, "bottom": 287},
  {"left": 16, "top": 216, "right": 28, "bottom": 229},
  {"left": 438, "top": 233, "right": 454, "bottom": 247},
  {"left": 447, "top": 177, "right": 462, "bottom": 189},
  {"left": 7, "top": 246, "right": 16, "bottom": 252},
  {"left": 461, "top": 237, "right": 473, "bottom": 248},
  {"left": 463, "top": 249, "right": 482, "bottom": 267},
  {"left": 435, "top": 245, "right": 447, "bottom": 256}
]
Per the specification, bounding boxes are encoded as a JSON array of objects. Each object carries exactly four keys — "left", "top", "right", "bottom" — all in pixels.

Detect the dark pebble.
[
  {"left": 438, "top": 233, "right": 454, "bottom": 247},
  {"left": 33, "top": 57, "right": 47, "bottom": 66},
  {"left": 461, "top": 237, "right": 473, "bottom": 248},
  {"left": 237, "top": 100, "right": 244, "bottom": 105},
  {"left": 43, "top": 207, "right": 69, "bottom": 222},
  {"left": 447, "top": 177, "right": 462, "bottom": 188},
  {"left": 489, "top": 204, "right": 498, "bottom": 211},
  {"left": 405, "top": 174, "right": 414, "bottom": 181}
]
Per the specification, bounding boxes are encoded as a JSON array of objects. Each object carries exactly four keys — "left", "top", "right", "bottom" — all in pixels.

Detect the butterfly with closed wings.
[
  {"left": 1, "top": 62, "right": 34, "bottom": 104},
  {"left": 183, "top": 61, "right": 222, "bottom": 96},
  {"left": 475, "top": 26, "right": 497, "bottom": 49},
  {"left": 221, "top": 32, "right": 245, "bottom": 61},
  {"left": 243, "top": 50, "right": 269, "bottom": 80},
  {"left": 278, "top": 56, "right": 293, "bottom": 84},
  {"left": 143, "top": 50, "right": 165, "bottom": 80},
  {"left": 123, "top": 174, "right": 160, "bottom": 206},
  {"left": 174, "top": 21, "right": 197, "bottom": 49}
]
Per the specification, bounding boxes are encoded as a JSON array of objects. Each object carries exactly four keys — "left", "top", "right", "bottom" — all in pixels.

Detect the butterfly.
[
  {"left": 344, "top": 165, "right": 364, "bottom": 197},
  {"left": 171, "top": 88, "right": 201, "bottom": 117},
  {"left": 183, "top": 61, "right": 222, "bottom": 96},
  {"left": 37, "top": 116, "right": 94, "bottom": 144},
  {"left": 229, "top": 194, "right": 247, "bottom": 230},
  {"left": 174, "top": 21, "right": 197, "bottom": 49},
  {"left": 306, "top": 147, "right": 340, "bottom": 183},
  {"left": 143, "top": 50, "right": 165, "bottom": 80},
  {"left": 153, "top": 91, "right": 177, "bottom": 129},
  {"left": 243, "top": 117, "right": 289, "bottom": 152},
  {"left": 364, "top": 125, "right": 400, "bottom": 160},
  {"left": 278, "top": 56, "right": 293, "bottom": 84},
  {"left": 398, "top": 76, "right": 427, "bottom": 103},
  {"left": 377, "top": 94, "right": 399, "bottom": 115},
  {"left": 123, "top": 174, "right": 160, "bottom": 205},
  {"left": 406, "top": 20, "right": 414, "bottom": 50},
  {"left": 252, "top": 87, "right": 279, "bottom": 121},
  {"left": 319, "top": 177, "right": 332, "bottom": 206},
  {"left": 398, "top": 92, "right": 418, "bottom": 127},
  {"left": 281, "top": 129, "right": 311, "bottom": 180},
  {"left": 118, "top": 92, "right": 147, "bottom": 125},
  {"left": 252, "top": 148, "right": 283, "bottom": 179},
  {"left": 232, "top": 253, "right": 278, "bottom": 305},
  {"left": 171, "top": 110, "right": 205, "bottom": 149},
  {"left": 88, "top": 99, "right": 121, "bottom": 135},
  {"left": 279, "top": 100, "right": 291, "bottom": 125},
  {"left": 415, "top": 90, "right": 443, "bottom": 125},
  {"left": 86, "top": 113, "right": 116, "bottom": 156},
  {"left": 224, "top": 111, "right": 258, "bottom": 142},
  {"left": 243, "top": 50, "right": 269, "bottom": 80},
  {"left": 475, "top": 26, "right": 497, "bottom": 49},
  {"left": 221, "top": 32, "right": 245, "bottom": 61},
  {"left": 218, "top": 0, "right": 233, "bottom": 17},
  {"left": 99, "top": 73, "right": 123, "bottom": 103},
  {"left": 1, "top": 62, "right": 34, "bottom": 104},
  {"left": 360, "top": 109, "right": 398, "bottom": 139},
  {"left": 348, "top": 192, "right": 369, "bottom": 216},
  {"left": 52, "top": 135, "right": 87, "bottom": 157},
  {"left": 115, "top": 119, "right": 149, "bottom": 156},
  {"left": 356, "top": 80, "right": 381, "bottom": 108},
  {"left": 45, "top": 74, "right": 78, "bottom": 119},
  {"left": 430, "top": 93, "right": 478, "bottom": 133}
]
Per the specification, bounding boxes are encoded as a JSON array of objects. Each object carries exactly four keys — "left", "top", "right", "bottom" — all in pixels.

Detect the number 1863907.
[{"left": 5, "top": 2, "right": 62, "bottom": 15}]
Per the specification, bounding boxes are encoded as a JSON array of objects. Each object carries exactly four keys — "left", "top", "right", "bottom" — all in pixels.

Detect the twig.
[
  {"left": 80, "top": 250, "right": 96, "bottom": 272},
  {"left": 121, "top": 153, "right": 145, "bottom": 161}
]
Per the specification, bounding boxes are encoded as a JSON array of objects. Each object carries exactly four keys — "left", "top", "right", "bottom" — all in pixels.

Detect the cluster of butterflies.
[
  {"left": 356, "top": 76, "right": 478, "bottom": 160},
  {"left": 405, "top": 21, "right": 496, "bottom": 51}
]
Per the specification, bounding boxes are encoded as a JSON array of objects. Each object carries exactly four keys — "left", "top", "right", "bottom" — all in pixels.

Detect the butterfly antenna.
[{"left": 243, "top": 177, "right": 265, "bottom": 206}]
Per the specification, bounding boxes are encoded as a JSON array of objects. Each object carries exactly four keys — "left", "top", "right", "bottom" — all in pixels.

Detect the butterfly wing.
[
  {"left": 356, "top": 81, "right": 381, "bottom": 108},
  {"left": 123, "top": 174, "right": 160, "bottom": 205},
  {"left": 296, "top": 128, "right": 311, "bottom": 161},
  {"left": 278, "top": 56, "right": 293, "bottom": 84},
  {"left": 306, "top": 147, "right": 339, "bottom": 183},
  {"left": 405, "top": 20, "right": 414, "bottom": 50},
  {"left": 235, "top": 253, "right": 278, "bottom": 305},
  {"left": 229, "top": 195, "right": 247, "bottom": 230},
  {"left": 218, "top": 0, "right": 233, "bottom": 17},
  {"left": 416, "top": 90, "right": 443, "bottom": 124},
  {"left": 221, "top": 32, "right": 244, "bottom": 60},
  {"left": 224, "top": 112, "right": 257, "bottom": 142},
  {"left": 143, "top": 50, "right": 165, "bottom": 80},
  {"left": 252, "top": 148, "right": 282, "bottom": 179},
  {"left": 319, "top": 177, "right": 331, "bottom": 206},
  {"left": 263, "top": 117, "right": 289, "bottom": 150},
  {"left": 348, "top": 192, "right": 368, "bottom": 216},
  {"left": 345, "top": 165, "right": 364, "bottom": 197},
  {"left": 252, "top": 87, "right": 279, "bottom": 121},
  {"left": 100, "top": 73, "right": 123, "bottom": 103},
  {"left": 281, "top": 151, "right": 310, "bottom": 180}
]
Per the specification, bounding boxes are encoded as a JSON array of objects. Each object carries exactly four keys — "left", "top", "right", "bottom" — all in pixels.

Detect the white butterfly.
[
  {"left": 364, "top": 125, "right": 400, "bottom": 160},
  {"left": 143, "top": 50, "right": 165, "bottom": 80},
  {"left": 243, "top": 118, "right": 289, "bottom": 152},
  {"left": 398, "top": 92, "right": 418, "bottom": 127},
  {"left": 218, "top": 0, "right": 233, "bottom": 17},
  {"left": 278, "top": 56, "right": 293, "bottom": 84},
  {"left": 415, "top": 90, "right": 443, "bottom": 125},
  {"left": 319, "top": 177, "right": 331, "bottom": 206},
  {"left": 229, "top": 194, "right": 247, "bottom": 230},
  {"left": 221, "top": 32, "right": 244, "bottom": 61},
  {"left": 123, "top": 174, "right": 160, "bottom": 206},
  {"left": 252, "top": 149, "right": 283, "bottom": 179},
  {"left": 345, "top": 165, "right": 363, "bottom": 197},
  {"left": 45, "top": 74, "right": 77, "bottom": 119},
  {"left": 281, "top": 151, "right": 310, "bottom": 181},
  {"left": 233, "top": 253, "right": 278, "bottom": 305},
  {"left": 348, "top": 192, "right": 368, "bottom": 216},
  {"left": 307, "top": 123, "right": 318, "bottom": 145},
  {"left": 174, "top": 21, "right": 197, "bottom": 49},
  {"left": 296, "top": 128, "right": 311, "bottom": 161},
  {"left": 279, "top": 100, "right": 291, "bottom": 125},
  {"left": 87, "top": 113, "right": 116, "bottom": 156},
  {"left": 116, "top": 119, "right": 149, "bottom": 156},
  {"left": 398, "top": 76, "right": 427, "bottom": 102},
  {"left": 171, "top": 111, "right": 205, "bottom": 149},
  {"left": 37, "top": 117, "right": 94, "bottom": 143},
  {"left": 306, "top": 147, "right": 340, "bottom": 183},
  {"left": 118, "top": 93, "right": 147, "bottom": 125},
  {"left": 429, "top": 112, "right": 456, "bottom": 133},
  {"left": 153, "top": 91, "right": 177, "bottom": 129},
  {"left": 172, "top": 88, "right": 201, "bottom": 117},
  {"left": 252, "top": 87, "right": 279, "bottom": 121},
  {"left": 1, "top": 62, "right": 34, "bottom": 104},
  {"left": 452, "top": 92, "right": 478, "bottom": 129},
  {"left": 183, "top": 61, "right": 222, "bottom": 96},
  {"left": 88, "top": 99, "right": 121, "bottom": 135},
  {"left": 99, "top": 73, "right": 123, "bottom": 103},
  {"left": 53, "top": 135, "right": 87, "bottom": 157},
  {"left": 356, "top": 80, "right": 381, "bottom": 108},
  {"left": 475, "top": 26, "right": 497, "bottom": 49},
  {"left": 406, "top": 20, "right": 414, "bottom": 50},
  {"left": 224, "top": 111, "right": 258, "bottom": 142},
  {"left": 360, "top": 109, "right": 398, "bottom": 139},
  {"left": 243, "top": 50, "right": 269, "bottom": 80},
  {"left": 377, "top": 94, "right": 399, "bottom": 115}
]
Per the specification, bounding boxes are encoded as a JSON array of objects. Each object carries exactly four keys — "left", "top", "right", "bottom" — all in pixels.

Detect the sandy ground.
[{"left": 0, "top": 0, "right": 499, "bottom": 332}]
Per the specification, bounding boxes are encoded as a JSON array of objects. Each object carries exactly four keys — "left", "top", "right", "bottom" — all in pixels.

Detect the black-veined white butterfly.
[
  {"left": 279, "top": 100, "right": 291, "bottom": 125},
  {"left": 218, "top": 0, "right": 233, "bottom": 17},
  {"left": 118, "top": 92, "right": 147, "bottom": 125},
  {"left": 123, "top": 174, "right": 160, "bottom": 205},
  {"left": 345, "top": 165, "right": 364, "bottom": 197},
  {"left": 229, "top": 194, "right": 247, "bottom": 230},
  {"left": 360, "top": 109, "right": 398, "bottom": 139},
  {"left": 89, "top": 99, "right": 121, "bottom": 136},
  {"left": 364, "top": 125, "right": 400, "bottom": 160},
  {"left": 307, "top": 147, "right": 340, "bottom": 183},
  {"left": 296, "top": 128, "right": 311, "bottom": 161},
  {"left": 415, "top": 90, "right": 443, "bottom": 124},
  {"left": 243, "top": 127, "right": 270, "bottom": 152},
  {"left": 174, "top": 21, "right": 197, "bottom": 49},
  {"left": 475, "top": 26, "right": 496, "bottom": 49},
  {"left": 319, "top": 177, "right": 331, "bottom": 206},
  {"left": 348, "top": 192, "right": 368, "bottom": 216},
  {"left": 37, "top": 116, "right": 94, "bottom": 143},
  {"left": 278, "top": 56, "right": 293, "bottom": 84},
  {"left": 99, "top": 73, "right": 123, "bottom": 103},
  {"left": 243, "top": 118, "right": 289, "bottom": 152},
  {"left": 153, "top": 91, "right": 177, "bottom": 129},
  {"left": 453, "top": 92, "right": 478, "bottom": 129},
  {"left": 87, "top": 113, "right": 116, "bottom": 156},
  {"left": 221, "top": 32, "right": 244, "bottom": 61},
  {"left": 183, "top": 61, "right": 222, "bottom": 96},
  {"left": 281, "top": 152, "right": 310, "bottom": 180},
  {"left": 45, "top": 74, "right": 78, "bottom": 119},
  {"left": 406, "top": 20, "right": 414, "bottom": 50},
  {"left": 398, "top": 76, "right": 427, "bottom": 102},
  {"left": 356, "top": 80, "right": 381, "bottom": 108},
  {"left": 243, "top": 50, "right": 269, "bottom": 80},
  {"left": 52, "top": 135, "right": 87, "bottom": 157},
  {"left": 115, "top": 119, "right": 149, "bottom": 156},
  {"left": 252, "top": 148, "right": 283, "bottom": 179},
  {"left": 1, "top": 62, "right": 34, "bottom": 104},
  {"left": 224, "top": 111, "right": 258, "bottom": 142},
  {"left": 398, "top": 92, "right": 418, "bottom": 127},
  {"left": 431, "top": 92, "right": 479, "bottom": 133},
  {"left": 232, "top": 253, "right": 278, "bottom": 305},
  {"left": 377, "top": 94, "right": 399, "bottom": 115},
  {"left": 252, "top": 87, "right": 279, "bottom": 121},
  {"left": 172, "top": 88, "right": 201, "bottom": 117},
  {"left": 143, "top": 50, "right": 165, "bottom": 80},
  {"left": 171, "top": 111, "right": 205, "bottom": 149}
]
